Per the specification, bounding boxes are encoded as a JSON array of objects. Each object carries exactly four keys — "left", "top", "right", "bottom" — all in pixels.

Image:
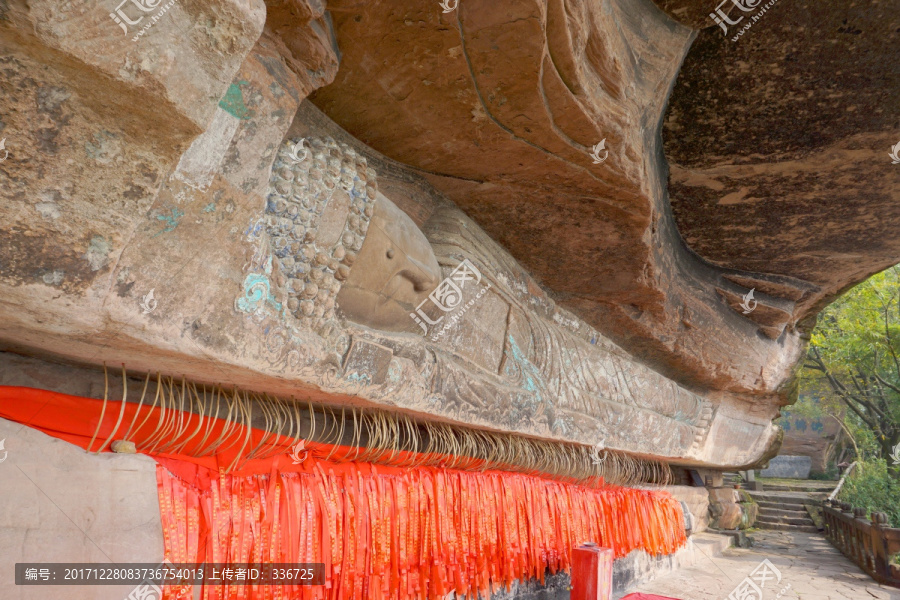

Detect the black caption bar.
[{"left": 15, "top": 563, "right": 325, "bottom": 585}]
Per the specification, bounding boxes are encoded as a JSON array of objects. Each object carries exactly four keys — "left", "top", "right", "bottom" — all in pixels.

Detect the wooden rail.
[{"left": 823, "top": 499, "right": 900, "bottom": 587}]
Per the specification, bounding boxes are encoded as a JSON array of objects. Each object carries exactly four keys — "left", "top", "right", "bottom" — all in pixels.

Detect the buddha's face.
[{"left": 336, "top": 192, "right": 441, "bottom": 333}]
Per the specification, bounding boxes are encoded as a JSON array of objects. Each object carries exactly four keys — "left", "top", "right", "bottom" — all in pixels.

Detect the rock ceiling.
[
  {"left": 0, "top": 0, "right": 896, "bottom": 469},
  {"left": 310, "top": 0, "right": 899, "bottom": 399}
]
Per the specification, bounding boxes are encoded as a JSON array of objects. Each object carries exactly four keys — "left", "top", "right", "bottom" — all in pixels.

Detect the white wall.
[{"left": 0, "top": 416, "right": 164, "bottom": 599}]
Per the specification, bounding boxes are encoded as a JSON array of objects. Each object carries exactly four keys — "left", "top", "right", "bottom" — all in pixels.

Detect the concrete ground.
[{"left": 625, "top": 530, "right": 900, "bottom": 600}]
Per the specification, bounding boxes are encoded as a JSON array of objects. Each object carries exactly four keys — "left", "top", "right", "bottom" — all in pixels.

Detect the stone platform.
[
  {"left": 483, "top": 532, "right": 734, "bottom": 599},
  {"left": 626, "top": 530, "right": 900, "bottom": 600}
]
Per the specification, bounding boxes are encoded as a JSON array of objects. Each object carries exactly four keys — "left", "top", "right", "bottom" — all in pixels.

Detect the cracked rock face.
[
  {"left": 664, "top": 0, "right": 900, "bottom": 321},
  {"left": 0, "top": 0, "right": 894, "bottom": 471},
  {"left": 309, "top": 0, "right": 898, "bottom": 402},
  {"left": 309, "top": 0, "right": 807, "bottom": 400}
]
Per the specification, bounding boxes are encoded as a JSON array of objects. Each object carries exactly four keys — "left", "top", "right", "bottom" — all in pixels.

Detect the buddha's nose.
[{"left": 396, "top": 256, "right": 441, "bottom": 293}]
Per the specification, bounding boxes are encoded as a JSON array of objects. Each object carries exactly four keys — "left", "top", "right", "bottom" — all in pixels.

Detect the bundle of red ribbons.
[{"left": 0, "top": 386, "right": 687, "bottom": 599}]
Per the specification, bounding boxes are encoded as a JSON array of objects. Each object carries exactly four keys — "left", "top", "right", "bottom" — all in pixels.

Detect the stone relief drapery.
[{"left": 234, "top": 135, "right": 716, "bottom": 461}]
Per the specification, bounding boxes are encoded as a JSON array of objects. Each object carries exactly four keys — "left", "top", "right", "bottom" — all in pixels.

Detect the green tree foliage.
[
  {"left": 803, "top": 266, "right": 900, "bottom": 462},
  {"left": 801, "top": 266, "right": 900, "bottom": 522},
  {"left": 838, "top": 459, "right": 900, "bottom": 527}
]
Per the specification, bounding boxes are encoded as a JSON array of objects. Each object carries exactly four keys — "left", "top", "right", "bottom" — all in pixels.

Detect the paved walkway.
[{"left": 626, "top": 530, "right": 900, "bottom": 600}]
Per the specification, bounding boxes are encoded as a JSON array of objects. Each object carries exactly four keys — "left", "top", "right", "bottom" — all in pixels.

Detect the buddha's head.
[{"left": 263, "top": 136, "right": 440, "bottom": 334}]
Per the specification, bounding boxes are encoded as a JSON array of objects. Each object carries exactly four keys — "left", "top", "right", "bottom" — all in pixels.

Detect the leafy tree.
[
  {"left": 838, "top": 459, "right": 900, "bottom": 527},
  {"left": 802, "top": 265, "right": 900, "bottom": 463}
]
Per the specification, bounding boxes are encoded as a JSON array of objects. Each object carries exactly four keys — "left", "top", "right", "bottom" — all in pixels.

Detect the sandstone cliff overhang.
[{"left": 0, "top": 0, "right": 895, "bottom": 470}]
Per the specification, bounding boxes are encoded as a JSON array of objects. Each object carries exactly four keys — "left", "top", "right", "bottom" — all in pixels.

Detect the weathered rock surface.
[
  {"left": 708, "top": 487, "right": 740, "bottom": 504},
  {"left": 1, "top": 0, "right": 895, "bottom": 473},
  {"left": 759, "top": 455, "right": 812, "bottom": 479},
  {"left": 709, "top": 500, "right": 743, "bottom": 530},
  {"left": 308, "top": 0, "right": 811, "bottom": 406},
  {"left": 666, "top": 1, "right": 900, "bottom": 313},
  {"left": 778, "top": 407, "right": 841, "bottom": 473},
  {"left": 706, "top": 486, "right": 759, "bottom": 530},
  {"left": 651, "top": 485, "right": 710, "bottom": 532}
]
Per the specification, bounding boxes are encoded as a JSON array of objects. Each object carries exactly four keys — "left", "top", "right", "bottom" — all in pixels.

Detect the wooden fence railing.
[{"left": 823, "top": 499, "right": 900, "bottom": 587}]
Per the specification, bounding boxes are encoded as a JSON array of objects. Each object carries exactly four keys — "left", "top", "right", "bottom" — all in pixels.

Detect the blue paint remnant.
[
  {"left": 780, "top": 415, "right": 825, "bottom": 434},
  {"left": 387, "top": 362, "right": 401, "bottom": 383},
  {"left": 203, "top": 202, "right": 216, "bottom": 213},
  {"left": 236, "top": 273, "right": 282, "bottom": 314},
  {"left": 346, "top": 372, "right": 373, "bottom": 385},
  {"left": 218, "top": 81, "right": 253, "bottom": 120},
  {"left": 153, "top": 207, "right": 184, "bottom": 236},
  {"left": 243, "top": 220, "right": 264, "bottom": 239},
  {"left": 503, "top": 334, "right": 546, "bottom": 404}
]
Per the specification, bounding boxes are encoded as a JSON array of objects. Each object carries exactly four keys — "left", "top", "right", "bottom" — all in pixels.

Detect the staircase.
[
  {"left": 749, "top": 479, "right": 833, "bottom": 533},
  {"left": 722, "top": 472, "right": 743, "bottom": 486}
]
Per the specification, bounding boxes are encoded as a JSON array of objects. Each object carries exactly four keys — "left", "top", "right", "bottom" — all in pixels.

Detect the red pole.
[{"left": 571, "top": 543, "right": 613, "bottom": 600}]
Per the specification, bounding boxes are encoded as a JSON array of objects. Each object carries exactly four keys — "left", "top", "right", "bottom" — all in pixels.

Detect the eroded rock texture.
[
  {"left": 0, "top": 0, "right": 895, "bottom": 471},
  {"left": 665, "top": 0, "right": 900, "bottom": 329},
  {"left": 308, "top": 0, "right": 810, "bottom": 401}
]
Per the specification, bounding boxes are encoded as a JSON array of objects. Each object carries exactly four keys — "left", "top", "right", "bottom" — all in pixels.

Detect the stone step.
[
  {"left": 752, "top": 497, "right": 814, "bottom": 510},
  {"left": 756, "top": 521, "right": 820, "bottom": 533},
  {"left": 760, "top": 488, "right": 831, "bottom": 497},
  {"left": 749, "top": 487, "right": 829, "bottom": 496},
  {"left": 757, "top": 507, "right": 810, "bottom": 520},
  {"left": 748, "top": 491, "right": 827, "bottom": 502},
  {"left": 757, "top": 479, "right": 836, "bottom": 493},
  {"left": 755, "top": 499, "right": 809, "bottom": 509},
  {"left": 762, "top": 485, "right": 830, "bottom": 493},
  {"left": 693, "top": 531, "right": 737, "bottom": 556},
  {"left": 757, "top": 514, "right": 817, "bottom": 527}
]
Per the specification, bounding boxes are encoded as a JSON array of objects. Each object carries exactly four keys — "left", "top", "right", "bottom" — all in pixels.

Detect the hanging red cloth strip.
[{"left": 0, "top": 385, "right": 687, "bottom": 600}]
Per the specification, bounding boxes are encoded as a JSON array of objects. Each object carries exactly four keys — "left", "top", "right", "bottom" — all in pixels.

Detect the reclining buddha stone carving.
[
  {"left": 262, "top": 136, "right": 442, "bottom": 335},
  {"left": 336, "top": 192, "right": 443, "bottom": 334},
  {"left": 246, "top": 135, "right": 717, "bottom": 460},
  {"left": 262, "top": 137, "right": 376, "bottom": 331}
]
